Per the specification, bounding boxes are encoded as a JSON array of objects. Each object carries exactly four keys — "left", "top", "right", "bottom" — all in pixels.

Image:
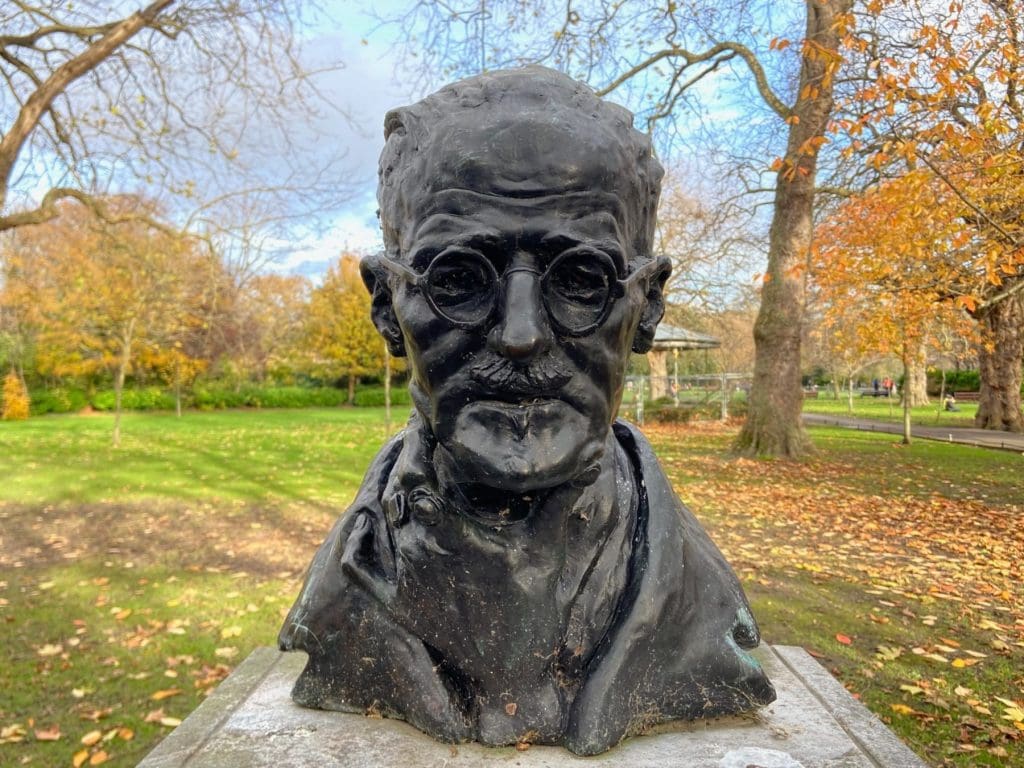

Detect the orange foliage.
[
  {"left": 1, "top": 372, "right": 29, "bottom": 420},
  {"left": 835, "top": 0, "right": 1024, "bottom": 313}
]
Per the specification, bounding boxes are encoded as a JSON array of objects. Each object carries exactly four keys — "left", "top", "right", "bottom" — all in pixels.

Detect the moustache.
[{"left": 468, "top": 353, "right": 573, "bottom": 396}]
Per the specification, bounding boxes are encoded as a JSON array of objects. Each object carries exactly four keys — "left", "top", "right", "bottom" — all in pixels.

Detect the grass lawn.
[
  {"left": 802, "top": 393, "right": 982, "bottom": 427},
  {"left": 1, "top": 409, "right": 1022, "bottom": 767}
]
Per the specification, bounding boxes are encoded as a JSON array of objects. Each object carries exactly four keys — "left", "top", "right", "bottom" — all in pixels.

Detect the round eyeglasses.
[{"left": 377, "top": 247, "right": 663, "bottom": 336}]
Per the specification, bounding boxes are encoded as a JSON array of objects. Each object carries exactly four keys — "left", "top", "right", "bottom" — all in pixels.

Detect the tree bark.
[
  {"left": 905, "top": 347, "right": 930, "bottom": 407},
  {"left": 975, "top": 294, "right": 1024, "bottom": 432},
  {"left": 174, "top": 355, "right": 182, "bottom": 418},
  {"left": 113, "top": 320, "right": 135, "bottom": 447},
  {"left": 901, "top": 352, "right": 912, "bottom": 444},
  {"left": 735, "top": 0, "right": 851, "bottom": 457},
  {"left": 347, "top": 373, "right": 356, "bottom": 405}
]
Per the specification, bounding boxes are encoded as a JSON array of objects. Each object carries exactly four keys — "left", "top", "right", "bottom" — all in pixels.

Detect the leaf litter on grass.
[{"left": 647, "top": 421, "right": 1024, "bottom": 764}]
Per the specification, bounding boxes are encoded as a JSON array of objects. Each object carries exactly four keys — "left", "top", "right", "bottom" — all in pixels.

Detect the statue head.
[{"left": 363, "top": 65, "right": 670, "bottom": 493}]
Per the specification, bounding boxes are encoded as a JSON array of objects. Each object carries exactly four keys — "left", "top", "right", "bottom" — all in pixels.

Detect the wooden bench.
[
  {"left": 858, "top": 388, "right": 893, "bottom": 397},
  {"left": 953, "top": 391, "right": 981, "bottom": 402},
  {"left": 802, "top": 389, "right": 819, "bottom": 399}
]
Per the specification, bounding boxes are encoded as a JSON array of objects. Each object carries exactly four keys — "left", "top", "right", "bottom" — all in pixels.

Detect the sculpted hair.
[{"left": 376, "top": 65, "right": 664, "bottom": 264}]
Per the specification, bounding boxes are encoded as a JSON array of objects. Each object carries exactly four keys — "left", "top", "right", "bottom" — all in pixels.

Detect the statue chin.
[{"left": 442, "top": 399, "right": 606, "bottom": 493}]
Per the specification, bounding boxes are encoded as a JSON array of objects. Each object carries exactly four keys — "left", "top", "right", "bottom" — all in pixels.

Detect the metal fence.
[{"left": 622, "top": 373, "right": 753, "bottom": 424}]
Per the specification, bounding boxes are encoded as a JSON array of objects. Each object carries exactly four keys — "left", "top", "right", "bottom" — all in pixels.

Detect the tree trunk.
[
  {"left": 734, "top": 0, "right": 850, "bottom": 458},
  {"left": 347, "top": 373, "right": 356, "bottom": 405},
  {"left": 113, "top": 321, "right": 134, "bottom": 447},
  {"left": 174, "top": 355, "right": 182, "bottom": 418},
  {"left": 904, "top": 347, "right": 929, "bottom": 407},
  {"left": 975, "top": 294, "right": 1024, "bottom": 432},
  {"left": 113, "top": 358, "right": 127, "bottom": 448},
  {"left": 901, "top": 352, "right": 912, "bottom": 445}
]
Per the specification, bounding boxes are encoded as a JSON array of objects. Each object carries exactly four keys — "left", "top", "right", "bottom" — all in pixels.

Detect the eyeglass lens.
[{"left": 424, "top": 248, "right": 615, "bottom": 332}]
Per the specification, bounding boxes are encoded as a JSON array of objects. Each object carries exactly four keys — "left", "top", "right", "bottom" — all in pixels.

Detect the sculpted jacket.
[{"left": 279, "top": 419, "right": 775, "bottom": 756}]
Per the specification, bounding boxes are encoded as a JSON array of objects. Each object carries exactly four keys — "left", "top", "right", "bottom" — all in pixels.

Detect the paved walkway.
[{"left": 802, "top": 412, "right": 1024, "bottom": 453}]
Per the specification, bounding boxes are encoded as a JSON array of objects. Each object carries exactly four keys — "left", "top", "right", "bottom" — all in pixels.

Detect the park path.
[{"left": 802, "top": 412, "right": 1024, "bottom": 453}]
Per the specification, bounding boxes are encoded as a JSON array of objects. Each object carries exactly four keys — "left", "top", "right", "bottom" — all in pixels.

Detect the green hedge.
[
  {"left": 352, "top": 386, "right": 412, "bottom": 407},
  {"left": 927, "top": 369, "right": 981, "bottom": 394},
  {"left": 92, "top": 387, "right": 176, "bottom": 412},
  {"left": 191, "top": 385, "right": 347, "bottom": 410},
  {"left": 28, "top": 387, "right": 89, "bottom": 415}
]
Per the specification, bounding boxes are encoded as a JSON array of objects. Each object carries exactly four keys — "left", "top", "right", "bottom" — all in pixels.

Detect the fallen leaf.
[
  {"left": 72, "top": 749, "right": 90, "bottom": 768},
  {"left": 159, "top": 717, "right": 182, "bottom": 728},
  {"left": 89, "top": 750, "right": 109, "bottom": 765},
  {"left": 0, "top": 723, "right": 27, "bottom": 743},
  {"left": 150, "top": 688, "right": 182, "bottom": 701},
  {"left": 80, "top": 730, "right": 102, "bottom": 746},
  {"left": 33, "top": 725, "right": 61, "bottom": 741},
  {"left": 36, "top": 643, "right": 63, "bottom": 657},
  {"left": 835, "top": 633, "right": 852, "bottom": 645}
]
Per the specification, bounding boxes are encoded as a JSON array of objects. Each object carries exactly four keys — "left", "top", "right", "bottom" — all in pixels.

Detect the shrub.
[
  {"left": 927, "top": 369, "right": 981, "bottom": 395},
  {"left": 646, "top": 404, "right": 696, "bottom": 424},
  {"left": 353, "top": 386, "right": 412, "bottom": 407},
  {"left": 192, "top": 384, "right": 348, "bottom": 410},
  {"left": 91, "top": 387, "right": 176, "bottom": 412},
  {"left": 2, "top": 373, "right": 30, "bottom": 420},
  {"left": 28, "top": 387, "right": 88, "bottom": 415}
]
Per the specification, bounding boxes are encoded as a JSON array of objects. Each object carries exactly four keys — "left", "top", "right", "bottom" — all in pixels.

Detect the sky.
[
  {"left": 273, "top": 2, "right": 419, "bottom": 279},
  {"left": 275, "top": 1, "right": 782, "bottom": 285}
]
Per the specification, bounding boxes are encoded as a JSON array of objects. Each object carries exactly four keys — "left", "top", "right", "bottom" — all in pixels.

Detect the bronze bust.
[{"left": 279, "top": 65, "right": 774, "bottom": 755}]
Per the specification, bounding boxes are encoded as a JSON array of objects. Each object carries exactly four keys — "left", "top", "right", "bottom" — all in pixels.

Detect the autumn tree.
[
  {"left": 1, "top": 370, "right": 29, "bottom": 420},
  {"left": 6, "top": 199, "right": 212, "bottom": 444},
  {"left": 304, "top": 254, "right": 389, "bottom": 404},
  {"left": 0, "top": 2, "right": 348, "bottom": 239},
  {"left": 232, "top": 274, "right": 311, "bottom": 383},
  {"left": 383, "top": 0, "right": 855, "bottom": 457},
  {"left": 831, "top": 0, "right": 1024, "bottom": 430},
  {"left": 813, "top": 176, "right": 975, "bottom": 441}
]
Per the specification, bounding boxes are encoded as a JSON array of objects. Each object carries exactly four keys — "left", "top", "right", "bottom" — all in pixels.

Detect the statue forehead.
[
  {"left": 401, "top": 190, "right": 630, "bottom": 260},
  {"left": 378, "top": 66, "right": 663, "bottom": 258}
]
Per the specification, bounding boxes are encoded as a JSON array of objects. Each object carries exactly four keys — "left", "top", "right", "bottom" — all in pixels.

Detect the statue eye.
[
  {"left": 544, "top": 249, "right": 615, "bottom": 333},
  {"left": 425, "top": 248, "right": 496, "bottom": 323},
  {"left": 547, "top": 252, "right": 611, "bottom": 306}
]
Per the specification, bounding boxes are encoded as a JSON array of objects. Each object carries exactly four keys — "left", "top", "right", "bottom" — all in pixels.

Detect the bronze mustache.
[{"left": 468, "top": 354, "right": 573, "bottom": 396}]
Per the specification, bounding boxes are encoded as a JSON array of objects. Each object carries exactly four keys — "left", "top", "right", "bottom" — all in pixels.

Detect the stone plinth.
[{"left": 137, "top": 645, "right": 928, "bottom": 768}]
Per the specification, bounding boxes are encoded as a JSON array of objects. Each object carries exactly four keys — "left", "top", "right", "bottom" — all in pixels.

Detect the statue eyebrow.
[{"left": 539, "top": 231, "right": 626, "bottom": 272}]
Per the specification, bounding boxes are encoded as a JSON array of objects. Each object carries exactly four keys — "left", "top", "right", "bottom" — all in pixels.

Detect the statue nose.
[{"left": 488, "top": 270, "right": 551, "bottom": 361}]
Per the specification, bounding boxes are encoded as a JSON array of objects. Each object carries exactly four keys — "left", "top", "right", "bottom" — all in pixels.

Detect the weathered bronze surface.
[{"left": 279, "top": 65, "right": 774, "bottom": 755}]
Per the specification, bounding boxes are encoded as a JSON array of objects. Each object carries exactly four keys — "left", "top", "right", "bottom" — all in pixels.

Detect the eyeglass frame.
[{"left": 375, "top": 246, "right": 665, "bottom": 337}]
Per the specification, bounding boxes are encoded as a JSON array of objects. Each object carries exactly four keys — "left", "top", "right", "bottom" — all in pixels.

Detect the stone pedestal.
[{"left": 137, "top": 645, "right": 927, "bottom": 767}]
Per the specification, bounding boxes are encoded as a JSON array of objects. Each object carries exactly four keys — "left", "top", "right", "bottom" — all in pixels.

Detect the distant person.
[
  {"left": 872, "top": 378, "right": 879, "bottom": 395},
  {"left": 944, "top": 394, "right": 959, "bottom": 412}
]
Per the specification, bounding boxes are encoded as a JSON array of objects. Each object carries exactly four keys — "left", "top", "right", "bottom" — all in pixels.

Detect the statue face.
[{"left": 381, "top": 189, "right": 662, "bottom": 493}]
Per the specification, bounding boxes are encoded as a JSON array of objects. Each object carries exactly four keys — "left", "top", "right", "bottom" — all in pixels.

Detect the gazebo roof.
[{"left": 651, "top": 323, "right": 721, "bottom": 351}]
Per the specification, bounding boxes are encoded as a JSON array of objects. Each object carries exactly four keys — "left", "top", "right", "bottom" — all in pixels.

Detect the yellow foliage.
[{"left": 1, "top": 372, "right": 30, "bottom": 420}]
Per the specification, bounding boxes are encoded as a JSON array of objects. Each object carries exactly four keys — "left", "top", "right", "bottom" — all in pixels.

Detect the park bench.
[
  {"left": 802, "top": 389, "right": 819, "bottom": 399},
  {"left": 858, "top": 388, "right": 893, "bottom": 397},
  {"left": 953, "top": 391, "right": 981, "bottom": 402}
]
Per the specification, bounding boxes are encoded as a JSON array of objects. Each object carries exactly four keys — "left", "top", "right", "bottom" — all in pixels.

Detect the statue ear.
[
  {"left": 361, "top": 254, "right": 406, "bottom": 357},
  {"left": 631, "top": 256, "right": 672, "bottom": 354}
]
